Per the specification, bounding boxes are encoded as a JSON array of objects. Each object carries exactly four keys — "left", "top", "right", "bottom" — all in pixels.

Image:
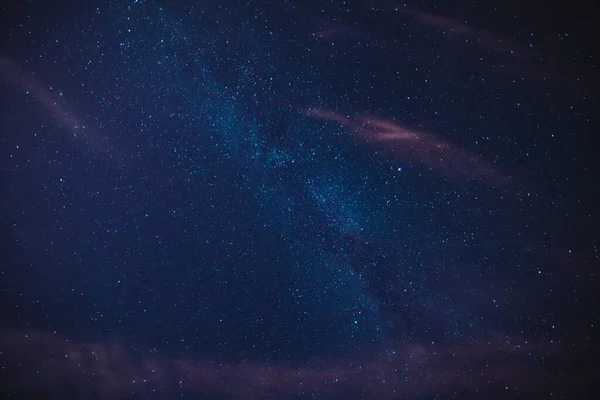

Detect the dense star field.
[{"left": 0, "top": 0, "right": 597, "bottom": 399}]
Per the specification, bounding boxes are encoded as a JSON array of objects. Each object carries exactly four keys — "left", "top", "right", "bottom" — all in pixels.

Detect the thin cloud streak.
[
  {"left": 307, "top": 108, "right": 508, "bottom": 187},
  {"left": 0, "top": 57, "right": 125, "bottom": 166}
]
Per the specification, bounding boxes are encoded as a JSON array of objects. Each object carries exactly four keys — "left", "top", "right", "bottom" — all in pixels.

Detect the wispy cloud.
[
  {"left": 0, "top": 328, "right": 577, "bottom": 399},
  {"left": 0, "top": 58, "right": 125, "bottom": 166},
  {"left": 307, "top": 108, "right": 508, "bottom": 187}
]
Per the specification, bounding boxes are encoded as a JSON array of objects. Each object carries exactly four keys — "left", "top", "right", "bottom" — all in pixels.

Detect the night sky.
[{"left": 0, "top": 0, "right": 598, "bottom": 399}]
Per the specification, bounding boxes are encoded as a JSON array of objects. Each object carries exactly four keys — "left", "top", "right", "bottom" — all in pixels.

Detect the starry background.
[{"left": 0, "top": 0, "right": 598, "bottom": 399}]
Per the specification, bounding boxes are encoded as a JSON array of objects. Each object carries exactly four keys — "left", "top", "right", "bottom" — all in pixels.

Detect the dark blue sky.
[{"left": 0, "top": 0, "right": 597, "bottom": 398}]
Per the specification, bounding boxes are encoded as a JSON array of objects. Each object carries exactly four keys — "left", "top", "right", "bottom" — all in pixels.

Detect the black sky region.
[{"left": 0, "top": 0, "right": 598, "bottom": 399}]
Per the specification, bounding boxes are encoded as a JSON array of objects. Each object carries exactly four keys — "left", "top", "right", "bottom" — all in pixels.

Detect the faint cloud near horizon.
[{"left": 0, "top": 328, "right": 549, "bottom": 400}]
